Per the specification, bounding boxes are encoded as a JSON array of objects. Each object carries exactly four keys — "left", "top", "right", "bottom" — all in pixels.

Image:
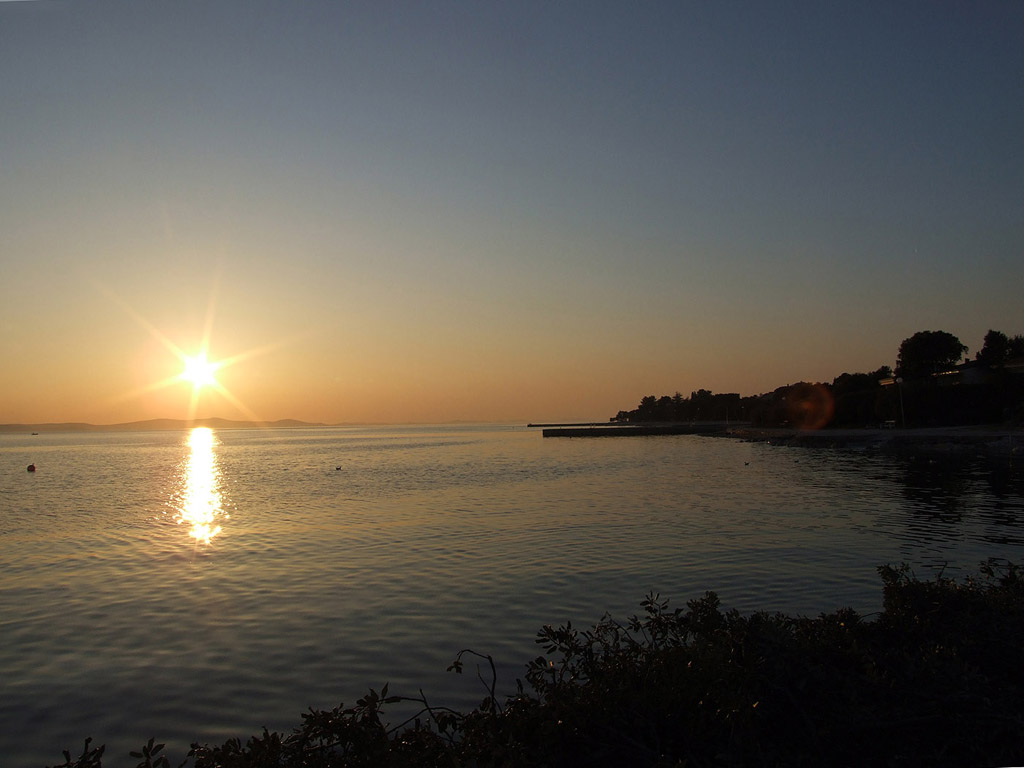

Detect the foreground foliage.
[{"left": 51, "top": 561, "right": 1024, "bottom": 767}]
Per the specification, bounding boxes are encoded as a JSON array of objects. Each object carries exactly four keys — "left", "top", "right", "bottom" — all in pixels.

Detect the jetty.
[{"left": 534, "top": 422, "right": 735, "bottom": 438}]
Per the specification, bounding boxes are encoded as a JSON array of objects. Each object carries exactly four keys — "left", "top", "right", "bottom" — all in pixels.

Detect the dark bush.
[{"left": 49, "top": 561, "right": 1024, "bottom": 768}]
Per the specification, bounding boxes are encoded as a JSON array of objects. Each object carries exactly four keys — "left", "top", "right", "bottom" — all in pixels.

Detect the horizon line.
[{"left": 0, "top": 417, "right": 549, "bottom": 433}]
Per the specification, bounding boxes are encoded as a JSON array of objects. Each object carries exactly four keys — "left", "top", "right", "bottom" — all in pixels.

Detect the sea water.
[{"left": 1, "top": 425, "right": 1023, "bottom": 767}]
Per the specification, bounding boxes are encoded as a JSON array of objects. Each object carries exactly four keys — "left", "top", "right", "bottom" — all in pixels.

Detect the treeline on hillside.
[
  {"left": 613, "top": 329, "right": 1024, "bottom": 429},
  {"left": 51, "top": 562, "right": 1024, "bottom": 767}
]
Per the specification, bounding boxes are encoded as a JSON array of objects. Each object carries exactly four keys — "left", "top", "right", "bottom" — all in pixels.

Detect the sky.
[{"left": 1, "top": 1, "right": 1022, "bottom": 425}]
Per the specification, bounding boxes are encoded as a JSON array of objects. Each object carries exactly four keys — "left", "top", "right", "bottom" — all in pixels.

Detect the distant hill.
[{"left": 0, "top": 418, "right": 327, "bottom": 433}]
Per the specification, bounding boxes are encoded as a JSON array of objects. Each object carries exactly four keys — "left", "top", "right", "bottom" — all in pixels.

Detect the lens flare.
[{"left": 785, "top": 383, "right": 835, "bottom": 430}]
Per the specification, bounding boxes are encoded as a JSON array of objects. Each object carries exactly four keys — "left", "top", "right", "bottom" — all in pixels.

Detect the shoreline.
[
  {"left": 540, "top": 421, "right": 1022, "bottom": 456},
  {"left": 724, "top": 424, "right": 1022, "bottom": 456}
]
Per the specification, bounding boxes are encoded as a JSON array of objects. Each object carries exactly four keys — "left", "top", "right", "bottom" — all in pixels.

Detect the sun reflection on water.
[{"left": 177, "top": 427, "right": 225, "bottom": 544}]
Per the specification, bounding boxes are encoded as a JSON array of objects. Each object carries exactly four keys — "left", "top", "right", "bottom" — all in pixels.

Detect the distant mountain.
[{"left": 0, "top": 418, "right": 327, "bottom": 433}]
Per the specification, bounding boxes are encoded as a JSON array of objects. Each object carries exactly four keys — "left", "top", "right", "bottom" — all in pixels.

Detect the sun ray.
[
  {"left": 209, "top": 328, "right": 313, "bottom": 370},
  {"left": 94, "top": 279, "right": 289, "bottom": 424},
  {"left": 92, "top": 279, "right": 188, "bottom": 361},
  {"left": 105, "top": 374, "right": 191, "bottom": 406},
  {"left": 205, "top": 378, "right": 266, "bottom": 424}
]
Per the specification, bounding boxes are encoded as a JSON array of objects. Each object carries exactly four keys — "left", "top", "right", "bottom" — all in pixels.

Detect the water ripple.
[{"left": 1, "top": 427, "right": 1022, "bottom": 766}]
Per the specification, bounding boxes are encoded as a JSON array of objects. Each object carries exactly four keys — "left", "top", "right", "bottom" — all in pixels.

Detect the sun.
[
  {"left": 98, "top": 278, "right": 296, "bottom": 424},
  {"left": 180, "top": 351, "right": 221, "bottom": 390}
]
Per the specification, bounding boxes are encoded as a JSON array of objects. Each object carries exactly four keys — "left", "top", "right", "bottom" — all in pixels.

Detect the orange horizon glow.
[
  {"left": 0, "top": 276, "right": 1012, "bottom": 428},
  {"left": 88, "top": 281, "right": 279, "bottom": 426}
]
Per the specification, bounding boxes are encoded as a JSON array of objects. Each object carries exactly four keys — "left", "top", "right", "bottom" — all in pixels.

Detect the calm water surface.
[{"left": 2, "top": 425, "right": 1023, "bottom": 766}]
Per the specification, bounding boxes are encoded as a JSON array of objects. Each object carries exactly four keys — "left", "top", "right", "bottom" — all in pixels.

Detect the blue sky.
[{"left": 1, "top": 1, "right": 1021, "bottom": 423}]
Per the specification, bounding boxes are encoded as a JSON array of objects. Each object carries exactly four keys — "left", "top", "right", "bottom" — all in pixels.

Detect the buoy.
[{"left": 27, "top": 464, "right": 36, "bottom": 472}]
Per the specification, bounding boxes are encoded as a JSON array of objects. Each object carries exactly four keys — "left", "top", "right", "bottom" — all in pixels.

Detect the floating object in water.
[
  {"left": 27, "top": 464, "right": 36, "bottom": 472},
  {"left": 335, "top": 466, "right": 341, "bottom": 470}
]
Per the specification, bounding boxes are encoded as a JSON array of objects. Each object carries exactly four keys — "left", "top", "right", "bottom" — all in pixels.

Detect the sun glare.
[
  {"left": 99, "top": 279, "right": 292, "bottom": 424},
  {"left": 176, "top": 426, "right": 224, "bottom": 544},
  {"left": 181, "top": 352, "right": 220, "bottom": 390}
]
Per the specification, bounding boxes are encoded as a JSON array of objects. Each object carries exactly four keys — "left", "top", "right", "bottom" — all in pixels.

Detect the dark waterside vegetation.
[
  {"left": 51, "top": 562, "right": 1024, "bottom": 768},
  {"left": 613, "top": 329, "right": 1024, "bottom": 429}
]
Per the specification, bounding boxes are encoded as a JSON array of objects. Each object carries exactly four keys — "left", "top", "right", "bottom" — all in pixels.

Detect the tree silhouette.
[
  {"left": 611, "top": 329, "right": 1021, "bottom": 428},
  {"left": 895, "top": 330, "right": 967, "bottom": 381},
  {"left": 976, "top": 329, "right": 1024, "bottom": 368}
]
